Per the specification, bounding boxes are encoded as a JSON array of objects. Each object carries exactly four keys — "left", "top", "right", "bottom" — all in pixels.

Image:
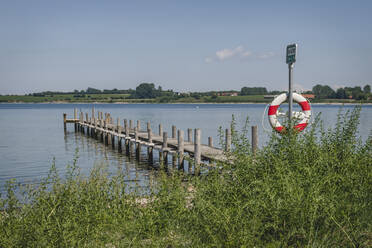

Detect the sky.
[{"left": 0, "top": 0, "right": 371, "bottom": 94}]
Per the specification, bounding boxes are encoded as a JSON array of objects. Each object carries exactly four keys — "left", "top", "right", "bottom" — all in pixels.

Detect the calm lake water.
[{"left": 0, "top": 103, "right": 371, "bottom": 193}]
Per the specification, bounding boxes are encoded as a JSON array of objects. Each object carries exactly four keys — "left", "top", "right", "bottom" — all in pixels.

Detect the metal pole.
[{"left": 288, "top": 63, "right": 294, "bottom": 127}]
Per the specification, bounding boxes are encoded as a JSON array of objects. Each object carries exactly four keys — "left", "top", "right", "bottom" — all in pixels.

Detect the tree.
[
  {"left": 86, "top": 87, "right": 101, "bottom": 94},
  {"left": 135, "top": 83, "right": 157, "bottom": 99},
  {"left": 351, "top": 86, "right": 363, "bottom": 100},
  {"left": 336, "top": 88, "right": 346, "bottom": 99},
  {"left": 363, "top": 84, "right": 371, "bottom": 94},
  {"left": 312, "top": 84, "right": 336, "bottom": 99},
  {"left": 241, "top": 87, "right": 268, "bottom": 95}
]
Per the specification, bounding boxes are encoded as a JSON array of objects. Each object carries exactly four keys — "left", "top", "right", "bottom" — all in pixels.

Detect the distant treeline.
[
  {"left": 31, "top": 87, "right": 135, "bottom": 97},
  {"left": 311, "top": 84, "right": 371, "bottom": 100},
  {"left": 7, "top": 83, "right": 370, "bottom": 101}
]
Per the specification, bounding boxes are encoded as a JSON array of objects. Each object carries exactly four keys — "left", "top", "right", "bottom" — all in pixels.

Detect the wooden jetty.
[{"left": 63, "top": 108, "right": 258, "bottom": 171}]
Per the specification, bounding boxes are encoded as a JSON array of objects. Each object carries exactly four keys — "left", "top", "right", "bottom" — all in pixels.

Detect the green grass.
[{"left": 0, "top": 107, "right": 371, "bottom": 247}]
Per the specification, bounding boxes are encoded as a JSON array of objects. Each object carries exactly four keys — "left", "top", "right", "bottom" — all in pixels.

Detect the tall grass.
[{"left": 1, "top": 107, "right": 371, "bottom": 247}]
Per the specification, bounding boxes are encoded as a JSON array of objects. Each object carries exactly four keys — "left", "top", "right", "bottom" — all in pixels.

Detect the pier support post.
[
  {"left": 99, "top": 119, "right": 103, "bottom": 141},
  {"left": 80, "top": 112, "right": 85, "bottom": 134},
  {"left": 124, "top": 119, "right": 130, "bottom": 155},
  {"left": 107, "top": 123, "right": 112, "bottom": 146},
  {"left": 147, "top": 126, "right": 153, "bottom": 165},
  {"left": 159, "top": 124, "right": 163, "bottom": 136},
  {"left": 135, "top": 127, "right": 140, "bottom": 160},
  {"left": 99, "top": 120, "right": 103, "bottom": 142},
  {"left": 208, "top": 137, "right": 213, "bottom": 147},
  {"left": 77, "top": 112, "right": 80, "bottom": 132},
  {"left": 95, "top": 119, "right": 99, "bottom": 140},
  {"left": 225, "top": 128, "right": 231, "bottom": 152},
  {"left": 85, "top": 113, "right": 89, "bottom": 136},
  {"left": 74, "top": 108, "right": 77, "bottom": 132},
  {"left": 172, "top": 125, "right": 176, "bottom": 139},
  {"left": 103, "top": 121, "right": 107, "bottom": 145},
  {"left": 129, "top": 125, "right": 134, "bottom": 157},
  {"left": 118, "top": 125, "right": 122, "bottom": 152},
  {"left": 90, "top": 118, "right": 93, "bottom": 137},
  {"left": 137, "top": 120, "right": 141, "bottom": 131},
  {"left": 171, "top": 125, "right": 177, "bottom": 166},
  {"left": 124, "top": 119, "right": 128, "bottom": 135},
  {"left": 111, "top": 131, "right": 115, "bottom": 148},
  {"left": 252, "top": 125, "right": 258, "bottom": 155},
  {"left": 100, "top": 119, "right": 105, "bottom": 144},
  {"left": 148, "top": 127, "right": 152, "bottom": 143},
  {"left": 126, "top": 139, "right": 130, "bottom": 156},
  {"left": 129, "top": 120, "right": 133, "bottom": 131},
  {"left": 93, "top": 118, "right": 97, "bottom": 138},
  {"left": 187, "top": 128, "right": 192, "bottom": 143},
  {"left": 116, "top": 118, "right": 120, "bottom": 133},
  {"left": 194, "top": 129, "right": 201, "bottom": 174},
  {"left": 88, "top": 118, "right": 92, "bottom": 136},
  {"left": 161, "top": 132, "right": 168, "bottom": 167},
  {"left": 178, "top": 130, "right": 184, "bottom": 169},
  {"left": 63, "top": 113, "right": 67, "bottom": 132},
  {"left": 125, "top": 120, "right": 130, "bottom": 137},
  {"left": 92, "top": 106, "right": 95, "bottom": 119},
  {"left": 129, "top": 139, "right": 134, "bottom": 158}
]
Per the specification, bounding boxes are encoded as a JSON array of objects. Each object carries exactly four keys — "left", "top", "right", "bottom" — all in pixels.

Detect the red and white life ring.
[{"left": 268, "top": 93, "right": 311, "bottom": 133}]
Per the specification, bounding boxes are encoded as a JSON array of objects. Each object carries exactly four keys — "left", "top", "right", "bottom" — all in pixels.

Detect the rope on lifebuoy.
[
  {"left": 268, "top": 93, "right": 311, "bottom": 133},
  {"left": 261, "top": 103, "right": 273, "bottom": 132}
]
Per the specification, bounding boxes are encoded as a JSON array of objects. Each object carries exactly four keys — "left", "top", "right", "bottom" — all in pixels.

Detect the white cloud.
[
  {"left": 216, "top": 48, "right": 235, "bottom": 60},
  {"left": 257, "top": 52, "right": 275, "bottom": 59},
  {"left": 205, "top": 45, "right": 273, "bottom": 63},
  {"left": 215, "top": 46, "right": 248, "bottom": 61}
]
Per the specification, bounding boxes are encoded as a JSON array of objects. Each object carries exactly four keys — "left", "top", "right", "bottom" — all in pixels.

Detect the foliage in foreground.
[{"left": 0, "top": 107, "right": 371, "bottom": 247}]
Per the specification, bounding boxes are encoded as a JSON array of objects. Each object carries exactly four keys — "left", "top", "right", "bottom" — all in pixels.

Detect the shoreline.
[{"left": 0, "top": 101, "right": 371, "bottom": 105}]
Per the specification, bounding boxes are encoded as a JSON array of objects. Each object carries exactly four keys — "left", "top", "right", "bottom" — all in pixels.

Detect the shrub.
[{"left": 0, "top": 107, "right": 371, "bottom": 247}]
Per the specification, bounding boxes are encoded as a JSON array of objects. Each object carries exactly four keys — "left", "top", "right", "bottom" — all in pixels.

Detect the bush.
[
  {"left": 184, "top": 107, "right": 371, "bottom": 246},
  {"left": 0, "top": 107, "right": 371, "bottom": 247}
]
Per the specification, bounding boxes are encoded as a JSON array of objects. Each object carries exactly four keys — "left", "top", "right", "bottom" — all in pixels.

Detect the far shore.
[{"left": 1, "top": 101, "right": 371, "bottom": 105}]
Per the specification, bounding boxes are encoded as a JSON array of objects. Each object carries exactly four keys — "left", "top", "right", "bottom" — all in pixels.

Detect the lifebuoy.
[{"left": 268, "top": 93, "right": 311, "bottom": 133}]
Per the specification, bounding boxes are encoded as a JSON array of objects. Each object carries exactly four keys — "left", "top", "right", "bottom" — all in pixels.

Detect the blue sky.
[{"left": 0, "top": 0, "right": 371, "bottom": 94}]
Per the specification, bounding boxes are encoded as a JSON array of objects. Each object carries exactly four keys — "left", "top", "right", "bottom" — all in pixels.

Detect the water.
[{"left": 0, "top": 103, "right": 371, "bottom": 193}]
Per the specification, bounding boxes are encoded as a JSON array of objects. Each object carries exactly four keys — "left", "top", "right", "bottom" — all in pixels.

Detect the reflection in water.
[{"left": 72, "top": 130, "right": 157, "bottom": 193}]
